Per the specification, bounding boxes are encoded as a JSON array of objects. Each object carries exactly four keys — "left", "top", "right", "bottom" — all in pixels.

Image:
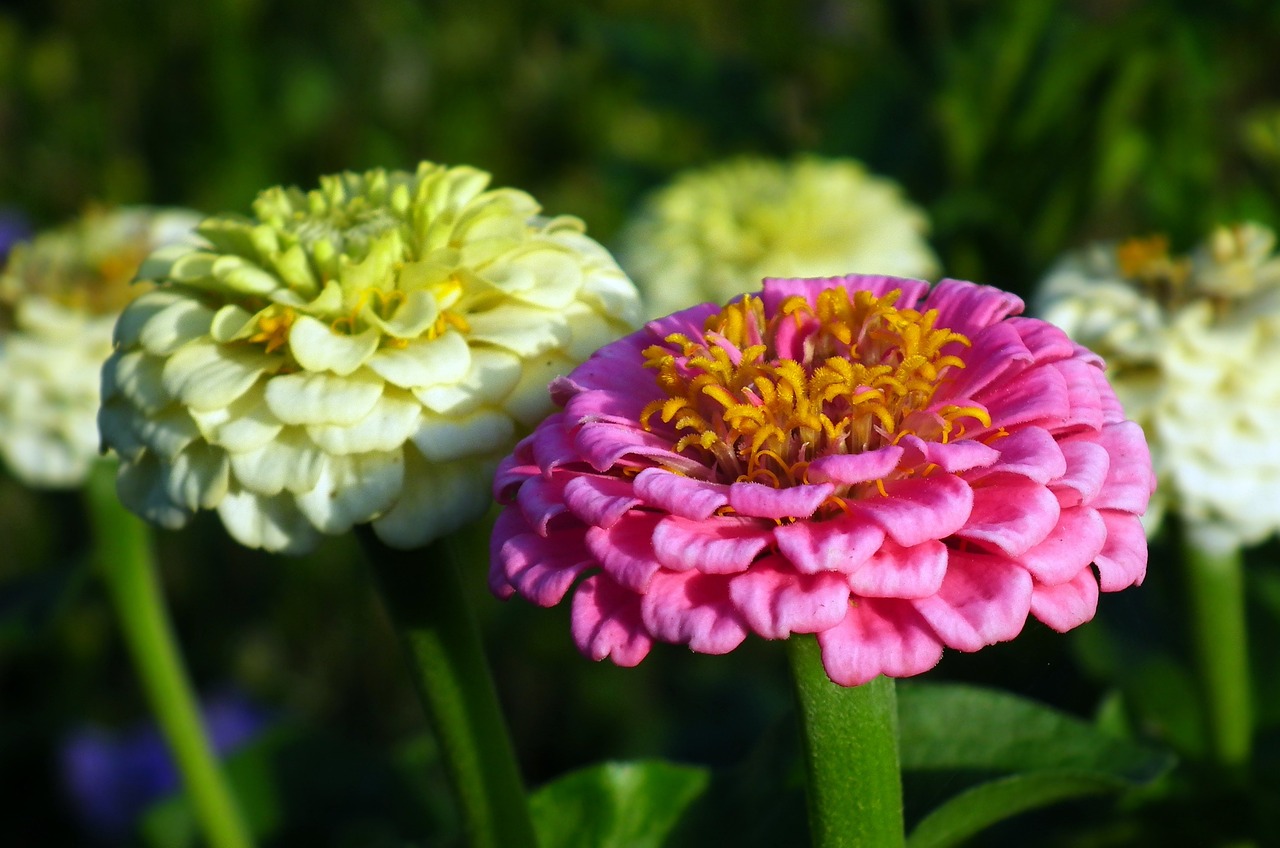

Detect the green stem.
[
  {"left": 1183, "top": 538, "right": 1252, "bottom": 769},
  {"left": 787, "top": 635, "right": 905, "bottom": 848},
  {"left": 85, "top": 463, "right": 253, "bottom": 848},
  {"left": 358, "top": 525, "right": 536, "bottom": 848}
]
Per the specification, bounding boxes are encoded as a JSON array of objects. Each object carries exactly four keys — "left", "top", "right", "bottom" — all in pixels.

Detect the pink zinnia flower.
[{"left": 490, "top": 275, "right": 1154, "bottom": 686}]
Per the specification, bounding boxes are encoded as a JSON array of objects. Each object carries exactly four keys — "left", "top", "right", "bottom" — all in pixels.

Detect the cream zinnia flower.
[
  {"left": 99, "top": 163, "right": 640, "bottom": 554},
  {"left": 0, "top": 207, "right": 200, "bottom": 488},
  {"left": 1037, "top": 222, "right": 1280, "bottom": 552},
  {"left": 617, "top": 155, "right": 939, "bottom": 317}
]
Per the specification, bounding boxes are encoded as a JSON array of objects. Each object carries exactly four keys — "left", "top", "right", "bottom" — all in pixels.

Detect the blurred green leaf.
[{"left": 530, "top": 759, "right": 709, "bottom": 848}]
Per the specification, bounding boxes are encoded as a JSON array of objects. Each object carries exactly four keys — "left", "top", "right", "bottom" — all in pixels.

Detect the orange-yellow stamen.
[{"left": 248, "top": 308, "right": 296, "bottom": 354}]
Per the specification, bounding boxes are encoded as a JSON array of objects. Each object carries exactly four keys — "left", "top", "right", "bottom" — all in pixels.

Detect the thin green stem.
[
  {"left": 85, "top": 463, "right": 253, "bottom": 848},
  {"left": 358, "top": 525, "right": 536, "bottom": 848},
  {"left": 787, "top": 635, "right": 905, "bottom": 848},
  {"left": 1184, "top": 538, "right": 1252, "bottom": 769}
]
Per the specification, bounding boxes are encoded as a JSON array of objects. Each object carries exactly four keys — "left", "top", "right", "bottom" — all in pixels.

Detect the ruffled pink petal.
[
  {"left": 964, "top": 426, "right": 1066, "bottom": 485},
  {"left": 852, "top": 473, "right": 973, "bottom": 547},
  {"left": 1015, "top": 506, "right": 1107, "bottom": 585},
  {"left": 944, "top": 322, "right": 1032, "bottom": 399},
  {"left": 728, "top": 555, "right": 852, "bottom": 639},
  {"left": 816, "top": 599, "right": 944, "bottom": 686},
  {"left": 633, "top": 467, "right": 729, "bottom": 519},
  {"left": 898, "top": 435, "right": 1000, "bottom": 473},
  {"left": 1030, "top": 569, "right": 1100, "bottom": 632},
  {"left": 761, "top": 274, "right": 930, "bottom": 313},
  {"left": 651, "top": 515, "right": 773, "bottom": 574},
  {"left": 488, "top": 507, "right": 530, "bottom": 598},
  {"left": 1094, "top": 510, "right": 1148, "bottom": 591},
  {"left": 497, "top": 525, "right": 596, "bottom": 607},
  {"left": 848, "top": 539, "right": 948, "bottom": 599},
  {"left": 1050, "top": 440, "right": 1110, "bottom": 508},
  {"left": 563, "top": 388, "right": 654, "bottom": 427},
  {"left": 1084, "top": 422, "right": 1155, "bottom": 514},
  {"left": 728, "top": 480, "right": 835, "bottom": 519},
  {"left": 574, "top": 421, "right": 705, "bottom": 475},
  {"left": 494, "top": 449, "right": 539, "bottom": 502},
  {"left": 562, "top": 474, "right": 641, "bottom": 528},
  {"left": 773, "top": 511, "right": 886, "bottom": 575},
  {"left": 925, "top": 278, "right": 1024, "bottom": 337},
  {"left": 1008, "top": 316, "right": 1078, "bottom": 363},
  {"left": 913, "top": 549, "right": 1033, "bottom": 652},
  {"left": 956, "top": 479, "right": 1061, "bottom": 557},
  {"left": 530, "top": 413, "right": 580, "bottom": 473},
  {"left": 1053, "top": 358, "right": 1105, "bottom": 431},
  {"left": 515, "top": 473, "right": 570, "bottom": 535},
  {"left": 571, "top": 574, "right": 653, "bottom": 666},
  {"left": 640, "top": 570, "right": 749, "bottom": 655},
  {"left": 974, "top": 362, "right": 1071, "bottom": 431},
  {"left": 644, "top": 302, "right": 722, "bottom": 342},
  {"left": 585, "top": 512, "right": 665, "bottom": 592},
  {"left": 807, "top": 446, "right": 903, "bottom": 485}
]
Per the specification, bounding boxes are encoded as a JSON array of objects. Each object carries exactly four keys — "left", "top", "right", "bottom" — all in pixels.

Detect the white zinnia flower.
[
  {"left": 1037, "top": 223, "right": 1280, "bottom": 553},
  {"left": 0, "top": 207, "right": 200, "bottom": 488},
  {"left": 98, "top": 162, "right": 640, "bottom": 554},
  {"left": 616, "top": 155, "right": 939, "bottom": 317}
]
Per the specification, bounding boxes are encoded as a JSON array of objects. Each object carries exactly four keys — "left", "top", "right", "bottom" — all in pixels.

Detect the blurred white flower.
[
  {"left": 1037, "top": 223, "right": 1280, "bottom": 553},
  {"left": 99, "top": 162, "right": 640, "bottom": 554},
  {"left": 0, "top": 207, "right": 199, "bottom": 488},
  {"left": 616, "top": 155, "right": 938, "bottom": 317}
]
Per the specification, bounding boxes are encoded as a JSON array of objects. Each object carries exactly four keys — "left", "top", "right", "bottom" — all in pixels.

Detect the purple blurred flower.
[
  {"left": 60, "top": 691, "right": 270, "bottom": 840},
  {"left": 0, "top": 208, "right": 31, "bottom": 262}
]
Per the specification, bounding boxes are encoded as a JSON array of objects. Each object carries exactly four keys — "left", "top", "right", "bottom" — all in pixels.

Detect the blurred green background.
[{"left": 5, "top": 1, "right": 1280, "bottom": 845}]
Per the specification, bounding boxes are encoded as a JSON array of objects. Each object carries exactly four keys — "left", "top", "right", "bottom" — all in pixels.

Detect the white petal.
[
  {"left": 295, "top": 450, "right": 405, "bottom": 533},
  {"left": 139, "top": 297, "right": 216, "bottom": 356},
  {"left": 288, "top": 314, "right": 380, "bottom": 376},
  {"left": 228, "top": 428, "right": 328, "bottom": 495},
  {"left": 216, "top": 488, "right": 320, "bottom": 554},
  {"left": 104, "top": 350, "right": 170, "bottom": 414},
  {"left": 416, "top": 347, "right": 521, "bottom": 415},
  {"left": 162, "top": 343, "right": 272, "bottom": 411},
  {"left": 134, "top": 407, "right": 201, "bottom": 458},
  {"left": 502, "top": 352, "right": 575, "bottom": 426},
  {"left": 263, "top": 370, "right": 383, "bottom": 426},
  {"left": 365, "top": 332, "right": 470, "bottom": 389},
  {"left": 189, "top": 388, "right": 284, "bottom": 452},
  {"left": 116, "top": 454, "right": 190, "bottom": 530},
  {"left": 306, "top": 389, "right": 422, "bottom": 454},
  {"left": 410, "top": 408, "right": 515, "bottom": 462},
  {"left": 165, "top": 441, "right": 230, "bottom": 510},
  {"left": 114, "top": 289, "right": 192, "bottom": 347},
  {"left": 465, "top": 303, "right": 569, "bottom": 356},
  {"left": 371, "top": 449, "right": 496, "bottom": 548}
]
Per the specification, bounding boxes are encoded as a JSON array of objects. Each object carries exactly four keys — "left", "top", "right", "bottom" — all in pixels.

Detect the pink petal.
[
  {"left": 516, "top": 473, "right": 570, "bottom": 535},
  {"left": 530, "top": 414, "right": 580, "bottom": 473},
  {"left": 773, "top": 512, "right": 886, "bottom": 574},
  {"left": 974, "top": 362, "right": 1071, "bottom": 431},
  {"left": 956, "top": 479, "right": 1061, "bottom": 557},
  {"left": 852, "top": 473, "right": 973, "bottom": 547},
  {"left": 651, "top": 514, "right": 773, "bottom": 574},
  {"left": 898, "top": 435, "right": 1000, "bottom": 473},
  {"left": 564, "top": 387, "right": 654, "bottom": 427},
  {"left": 1015, "top": 506, "right": 1107, "bottom": 585},
  {"left": 570, "top": 574, "right": 653, "bottom": 666},
  {"left": 807, "top": 446, "right": 904, "bottom": 485},
  {"left": 640, "top": 570, "right": 749, "bottom": 655},
  {"left": 848, "top": 539, "right": 948, "bottom": 599},
  {"left": 1094, "top": 510, "right": 1148, "bottom": 591},
  {"left": 644, "top": 302, "right": 722, "bottom": 341},
  {"left": 1050, "top": 440, "right": 1110, "bottom": 508},
  {"left": 1083, "top": 422, "right": 1154, "bottom": 514},
  {"left": 585, "top": 512, "right": 665, "bottom": 592},
  {"left": 925, "top": 278, "right": 1024, "bottom": 337},
  {"left": 489, "top": 507, "right": 531, "bottom": 599},
  {"left": 761, "top": 274, "right": 930, "bottom": 313},
  {"left": 494, "top": 450, "right": 539, "bottom": 502},
  {"left": 1030, "top": 569, "right": 1100, "bottom": 632},
  {"left": 944, "top": 322, "right": 1032, "bottom": 399},
  {"left": 728, "top": 481, "right": 834, "bottom": 519},
  {"left": 553, "top": 323, "right": 669, "bottom": 400},
  {"left": 964, "top": 426, "right": 1066, "bottom": 485},
  {"left": 563, "top": 474, "right": 641, "bottom": 528},
  {"left": 815, "top": 599, "right": 944, "bottom": 686},
  {"left": 913, "top": 549, "right": 1033, "bottom": 652},
  {"left": 488, "top": 507, "right": 593, "bottom": 607},
  {"left": 1054, "top": 357, "right": 1104, "bottom": 432},
  {"left": 1008, "top": 316, "right": 1078, "bottom": 363},
  {"left": 728, "top": 555, "right": 852, "bottom": 639},
  {"left": 633, "top": 467, "right": 729, "bottom": 519},
  {"left": 574, "top": 420, "right": 704, "bottom": 475}
]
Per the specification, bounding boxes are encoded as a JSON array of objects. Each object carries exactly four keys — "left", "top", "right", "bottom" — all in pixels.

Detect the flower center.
[
  {"left": 641, "top": 288, "right": 988, "bottom": 489},
  {"left": 1116, "top": 234, "right": 1190, "bottom": 306}
]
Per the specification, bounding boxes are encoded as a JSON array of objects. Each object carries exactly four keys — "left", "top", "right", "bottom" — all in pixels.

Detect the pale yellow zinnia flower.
[
  {"left": 0, "top": 207, "right": 200, "bottom": 488},
  {"left": 617, "top": 155, "right": 939, "bottom": 317},
  {"left": 98, "top": 162, "right": 641, "bottom": 554},
  {"left": 1037, "top": 222, "right": 1280, "bottom": 553}
]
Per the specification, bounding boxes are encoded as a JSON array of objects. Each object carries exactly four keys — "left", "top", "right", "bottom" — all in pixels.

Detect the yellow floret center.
[{"left": 640, "top": 288, "right": 989, "bottom": 489}]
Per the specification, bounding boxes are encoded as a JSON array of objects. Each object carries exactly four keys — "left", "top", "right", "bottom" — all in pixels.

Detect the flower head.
[
  {"left": 99, "top": 162, "right": 640, "bottom": 554},
  {"left": 617, "top": 156, "right": 938, "bottom": 318},
  {"left": 0, "top": 206, "right": 200, "bottom": 487},
  {"left": 1038, "top": 222, "right": 1280, "bottom": 552},
  {"left": 491, "top": 275, "right": 1152, "bottom": 686}
]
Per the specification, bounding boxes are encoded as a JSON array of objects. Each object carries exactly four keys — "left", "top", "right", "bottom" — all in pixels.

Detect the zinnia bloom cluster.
[
  {"left": 491, "top": 275, "right": 1153, "bottom": 686},
  {"left": 1038, "top": 223, "right": 1280, "bottom": 552},
  {"left": 616, "top": 156, "right": 938, "bottom": 318},
  {"left": 99, "top": 162, "right": 640, "bottom": 554},
  {"left": 0, "top": 206, "right": 199, "bottom": 487}
]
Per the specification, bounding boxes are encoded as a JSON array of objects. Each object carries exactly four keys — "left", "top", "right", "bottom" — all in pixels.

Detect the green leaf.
[
  {"left": 530, "top": 760, "right": 710, "bottom": 848},
  {"left": 898, "top": 683, "right": 1174, "bottom": 848}
]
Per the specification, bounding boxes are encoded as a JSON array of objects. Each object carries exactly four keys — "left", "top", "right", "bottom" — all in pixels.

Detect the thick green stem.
[
  {"left": 1184, "top": 539, "right": 1252, "bottom": 769},
  {"left": 358, "top": 526, "right": 536, "bottom": 848},
  {"left": 787, "top": 634, "right": 905, "bottom": 848},
  {"left": 85, "top": 463, "right": 253, "bottom": 848}
]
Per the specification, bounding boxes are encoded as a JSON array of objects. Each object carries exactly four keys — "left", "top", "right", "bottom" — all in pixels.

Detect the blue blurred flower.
[
  {"left": 60, "top": 691, "right": 270, "bottom": 840},
  {"left": 0, "top": 208, "right": 31, "bottom": 261}
]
